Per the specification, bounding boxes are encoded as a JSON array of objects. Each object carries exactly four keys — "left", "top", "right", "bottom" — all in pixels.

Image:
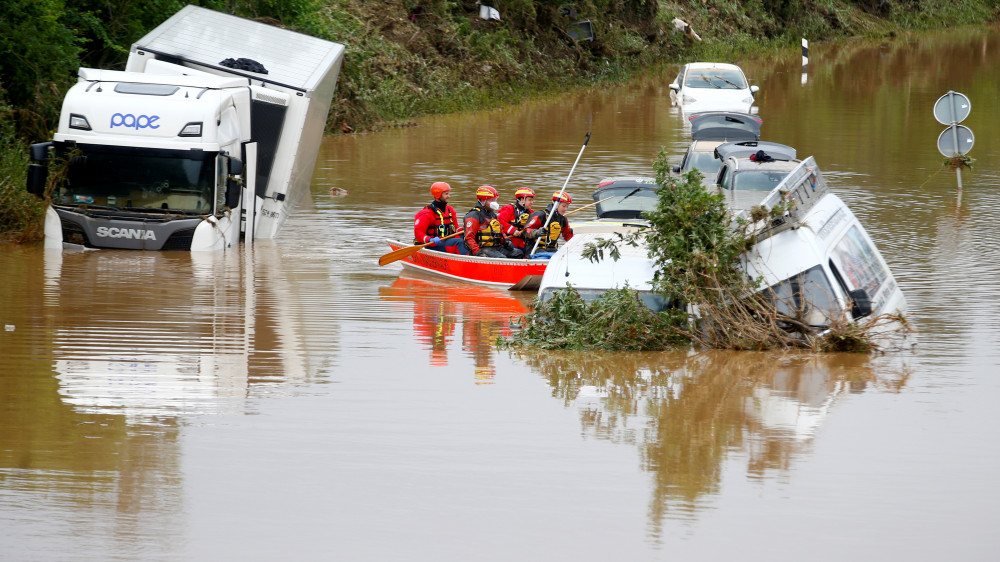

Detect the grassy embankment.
[{"left": 1, "top": 0, "right": 997, "bottom": 242}]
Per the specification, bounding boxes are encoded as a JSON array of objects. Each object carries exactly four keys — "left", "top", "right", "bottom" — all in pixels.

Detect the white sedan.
[{"left": 669, "top": 62, "right": 759, "bottom": 115}]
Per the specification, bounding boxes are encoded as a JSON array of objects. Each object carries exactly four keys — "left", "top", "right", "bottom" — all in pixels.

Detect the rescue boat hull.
[{"left": 386, "top": 240, "right": 548, "bottom": 290}]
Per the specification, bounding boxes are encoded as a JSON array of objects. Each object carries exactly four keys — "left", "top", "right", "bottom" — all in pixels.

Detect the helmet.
[
  {"left": 476, "top": 185, "right": 499, "bottom": 200},
  {"left": 430, "top": 181, "right": 451, "bottom": 199},
  {"left": 514, "top": 187, "right": 535, "bottom": 199},
  {"left": 552, "top": 191, "right": 572, "bottom": 204}
]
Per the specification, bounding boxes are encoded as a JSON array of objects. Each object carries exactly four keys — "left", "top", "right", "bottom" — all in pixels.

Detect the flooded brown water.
[{"left": 3, "top": 26, "right": 1000, "bottom": 560}]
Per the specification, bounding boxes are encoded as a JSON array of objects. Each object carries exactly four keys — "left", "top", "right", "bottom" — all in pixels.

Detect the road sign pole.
[{"left": 933, "top": 90, "right": 972, "bottom": 197}]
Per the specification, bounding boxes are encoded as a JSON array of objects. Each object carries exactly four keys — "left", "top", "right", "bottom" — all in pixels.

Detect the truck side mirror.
[
  {"left": 848, "top": 288, "right": 873, "bottom": 319},
  {"left": 26, "top": 164, "right": 48, "bottom": 197},
  {"left": 225, "top": 177, "right": 241, "bottom": 209},
  {"left": 229, "top": 157, "right": 243, "bottom": 176},
  {"left": 30, "top": 142, "right": 53, "bottom": 162}
]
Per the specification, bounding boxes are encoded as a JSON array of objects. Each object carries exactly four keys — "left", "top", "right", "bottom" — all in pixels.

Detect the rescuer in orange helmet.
[
  {"left": 463, "top": 185, "right": 523, "bottom": 258},
  {"left": 524, "top": 191, "right": 574, "bottom": 255},
  {"left": 497, "top": 187, "right": 536, "bottom": 251},
  {"left": 414, "top": 181, "right": 465, "bottom": 254}
]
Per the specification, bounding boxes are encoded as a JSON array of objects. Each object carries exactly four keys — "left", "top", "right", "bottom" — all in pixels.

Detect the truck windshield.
[{"left": 55, "top": 144, "right": 220, "bottom": 214}]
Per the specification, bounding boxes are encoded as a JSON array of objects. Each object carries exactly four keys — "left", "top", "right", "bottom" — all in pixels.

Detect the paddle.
[
  {"left": 378, "top": 230, "right": 464, "bottom": 266},
  {"left": 564, "top": 196, "right": 613, "bottom": 217},
  {"left": 530, "top": 132, "right": 591, "bottom": 255}
]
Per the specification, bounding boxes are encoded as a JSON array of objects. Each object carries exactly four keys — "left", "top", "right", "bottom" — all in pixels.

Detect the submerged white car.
[{"left": 669, "top": 62, "right": 759, "bottom": 115}]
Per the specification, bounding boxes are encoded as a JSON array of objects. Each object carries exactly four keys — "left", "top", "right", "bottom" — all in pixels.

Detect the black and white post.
[{"left": 801, "top": 38, "right": 809, "bottom": 85}]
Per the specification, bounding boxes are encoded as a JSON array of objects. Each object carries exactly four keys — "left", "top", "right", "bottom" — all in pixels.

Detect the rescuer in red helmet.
[
  {"left": 463, "top": 185, "right": 523, "bottom": 258},
  {"left": 497, "top": 187, "right": 536, "bottom": 251},
  {"left": 414, "top": 181, "right": 465, "bottom": 254},
  {"left": 525, "top": 191, "right": 574, "bottom": 255}
]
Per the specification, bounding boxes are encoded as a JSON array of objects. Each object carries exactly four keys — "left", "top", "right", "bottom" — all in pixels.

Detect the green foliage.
[
  {"left": 644, "top": 154, "right": 755, "bottom": 304},
  {"left": 500, "top": 286, "right": 688, "bottom": 351},
  {"left": 0, "top": 95, "right": 44, "bottom": 242}
]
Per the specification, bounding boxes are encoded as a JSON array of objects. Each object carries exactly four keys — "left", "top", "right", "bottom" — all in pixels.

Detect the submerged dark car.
[{"left": 673, "top": 112, "right": 764, "bottom": 181}]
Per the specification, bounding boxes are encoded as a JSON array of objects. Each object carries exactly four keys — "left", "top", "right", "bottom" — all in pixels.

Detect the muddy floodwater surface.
[{"left": 2, "top": 27, "right": 1000, "bottom": 560}]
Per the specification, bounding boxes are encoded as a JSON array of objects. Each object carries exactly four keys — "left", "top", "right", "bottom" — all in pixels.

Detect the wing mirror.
[
  {"left": 750, "top": 85, "right": 760, "bottom": 95},
  {"left": 30, "top": 142, "right": 53, "bottom": 162},
  {"left": 228, "top": 157, "right": 243, "bottom": 176},
  {"left": 848, "top": 288, "right": 873, "bottom": 319},
  {"left": 672, "top": 164, "right": 681, "bottom": 173},
  {"left": 669, "top": 82, "right": 679, "bottom": 92}
]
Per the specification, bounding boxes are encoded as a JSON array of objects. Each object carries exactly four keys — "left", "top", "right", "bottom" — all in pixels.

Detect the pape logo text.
[{"left": 110, "top": 113, "right": 161, "bottom": 130}]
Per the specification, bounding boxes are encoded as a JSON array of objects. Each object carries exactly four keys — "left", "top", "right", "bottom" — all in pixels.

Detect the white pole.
[
  {"left": 530, "top": 132, "right": 591, "bottom": 255},
  {"left": 243, "top": 143, "right": 258, "bottom": 249}
]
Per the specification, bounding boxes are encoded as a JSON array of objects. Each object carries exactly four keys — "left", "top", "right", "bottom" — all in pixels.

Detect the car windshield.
[
  {"left": 56, "top": 144, "right": 221, "bottom": 214},
  {"left": 766, "top": 265, "right": 839, "bottom": 328},
  {"left": 731, "top": 171, "right": 790, "bottom": 191},
  {"left": 687, "top": 152, "right": 723, "bottom": 175},
  {"left": 685, "top": 69, "right": 748, "bottom": 90},
  {"left": 593, "top": 186, "right": 659, "bottom": 219}
]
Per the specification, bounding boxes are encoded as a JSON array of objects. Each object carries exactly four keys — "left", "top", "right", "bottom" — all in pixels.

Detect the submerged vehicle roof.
[
  {"left": 715, "top": 140, "right": 797, "bottom": 162},
  {"left": 689, "top": 111, "right": 763, "bottom": 141}
]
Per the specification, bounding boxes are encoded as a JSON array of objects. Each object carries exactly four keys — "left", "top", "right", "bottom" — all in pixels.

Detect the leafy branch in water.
[
  {"left": 580, "top": 231, "right": 637, "bottom": 263},
  {"left": 944, "top": 154, "right": 974, "bottom": 170},
  {"left": 499, "top": 285, "right": 688, "bottom": 351}
]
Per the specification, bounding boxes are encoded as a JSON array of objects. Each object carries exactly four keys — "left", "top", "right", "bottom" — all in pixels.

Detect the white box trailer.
[{"left": 27, "top": 5, "right": 345, "bottom": 250}]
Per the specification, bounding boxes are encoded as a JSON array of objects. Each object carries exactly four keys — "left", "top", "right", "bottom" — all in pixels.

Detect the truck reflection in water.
[
  {"left": 45, "top": 241, "right": 323, "bottom": 423},
  {"left": 378, "top": 273, "right": 533, "bottom": 385},
  {"left": 515, "top": 349, "right": 910, "bottom": 530}
]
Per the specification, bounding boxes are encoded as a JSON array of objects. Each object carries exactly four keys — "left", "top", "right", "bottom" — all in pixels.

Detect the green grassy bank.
[{"left": 2, "top": 0, "right": 997, "bottom": 241}]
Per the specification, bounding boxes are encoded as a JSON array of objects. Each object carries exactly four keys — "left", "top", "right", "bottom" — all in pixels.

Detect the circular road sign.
[
  {"left": 937, "top": 124, "right": 975, "bottom": 157},
  {"left": 933, "top": 91, "right": 971, "bottom": 125}
]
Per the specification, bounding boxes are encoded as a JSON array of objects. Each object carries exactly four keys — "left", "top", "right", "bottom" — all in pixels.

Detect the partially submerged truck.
[{"left": 26, "top": 5, "right": 345, "bottom": 251}]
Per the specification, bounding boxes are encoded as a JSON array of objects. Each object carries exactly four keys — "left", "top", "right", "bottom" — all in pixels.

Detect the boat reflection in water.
[
  {"left": 378, "top": 272, "right": 533, "bottom": 385},
  {"left": 514, "top": 348, "right": 910, "bottom": 529}
]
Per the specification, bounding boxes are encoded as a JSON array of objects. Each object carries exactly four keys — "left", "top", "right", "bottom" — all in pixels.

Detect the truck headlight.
[
  {"left": 69, "top": 114, "right": 91, "bottom": 130},
  {"left": 178, "top": 122, "right": 203, "bottom": 137}
]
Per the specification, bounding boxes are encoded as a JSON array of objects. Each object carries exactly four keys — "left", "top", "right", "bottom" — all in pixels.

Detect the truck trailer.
[{"left": 26, "top": 5, "right": 345, "bottom": 251}]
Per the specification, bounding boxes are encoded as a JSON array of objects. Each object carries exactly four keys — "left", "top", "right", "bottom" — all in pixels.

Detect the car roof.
[
  {"left": 595, "top": 177, "right": 658, "bottom": 192},
  {"left": 715, "top": 140, "right": 797, "bottom": 161},
  {"left": 689, "top": 111, "right": 762, "bottom": 141},
  {"left": 685, "top": 62, "right": 743, "bottom": 72}
]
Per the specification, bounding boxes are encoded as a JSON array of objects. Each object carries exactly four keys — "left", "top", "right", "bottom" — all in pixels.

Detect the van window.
[
  {"left": 765, "top": 265, "right": 839, "bottom": 328},
  {"left": 830, "top": 226, "right": 887, "bottom": 297}
]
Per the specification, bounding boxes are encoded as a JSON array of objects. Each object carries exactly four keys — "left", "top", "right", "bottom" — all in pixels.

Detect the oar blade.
[{"left": 378, "top": 244, "right": 425, "bottom": 266}]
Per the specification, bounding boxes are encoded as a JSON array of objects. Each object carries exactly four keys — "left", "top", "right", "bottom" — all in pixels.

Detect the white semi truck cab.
[{"left": 26, "top": 5, "right": 345, "bottom": 251}]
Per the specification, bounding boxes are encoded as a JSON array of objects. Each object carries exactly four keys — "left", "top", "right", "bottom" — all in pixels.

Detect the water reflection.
[
  {"left": 515, "top": 348, "right": 910, "bottom": 530},
  {"left": 41, "top": 243, "right": 322, "bottom": 422},
  {"left": 378, "top": 273, "right": 533, "bottom": 384}
]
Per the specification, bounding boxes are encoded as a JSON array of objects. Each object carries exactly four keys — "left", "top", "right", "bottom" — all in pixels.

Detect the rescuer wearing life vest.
[
  {"left": 414, "top": 181, "right": 465, "bottom": 254},
  {"left": 463, "top": 185, "right": 524, "bottom": 258},
  {"left": 526, "top": 191, "right": 574, "bottom": 253},
  {"left": 497, "top": 187, "right": 536, "bottom": 251}
]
